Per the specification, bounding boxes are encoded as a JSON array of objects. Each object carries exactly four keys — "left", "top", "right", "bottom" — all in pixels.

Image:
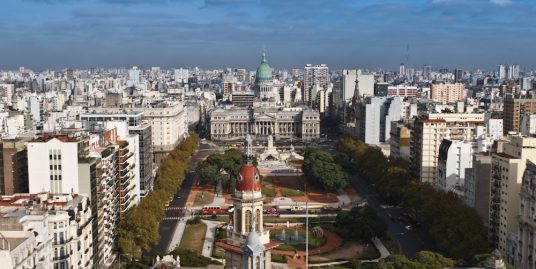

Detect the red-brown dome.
[{"left": 236, "top": 164, "right": 261, "bottom": 192}]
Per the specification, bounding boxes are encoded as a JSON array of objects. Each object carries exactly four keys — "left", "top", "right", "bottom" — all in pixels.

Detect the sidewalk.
[
  {"left": 201, "top": 220, "right": 223, "bottom": 257},
  {"left": 166, "top": 211, "right": 192, "bottom": 253}
]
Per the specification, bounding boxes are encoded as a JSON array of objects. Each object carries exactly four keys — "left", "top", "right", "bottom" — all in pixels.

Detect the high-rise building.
[
  {"left": 423, "top": 65, "right": 432, "bottom": 81},
  {"left": 436, "top": 139, "right": 474, "bottom": 197},
  {"left": 464, "top": 153, "right": 492, "bottom": 226},
  {"left": 356, "top": 96, "right": 408, "bottom": 145},
  {"left": 454, "top": 69, "right": 463, "bottom": 83},
  {"left": 342, "top": 69, "right": 374, "bottom": 104},
  {"left": 411, "top": 113, "right": 485, "bottom": 183},
  {"left": 517, "top": 160, "right": 536, "bottom": 269},
  {"left": 430, "top": 82, "right": 465, "bottom": 104},
  {"left": 127, "top": 66, "right": 140, "bottom": 87},
  {"left": 499, "top": 64, "right": 506, "bottom": 80},
  {"left": 303, "top": 64, "right": 329, "bottom": 104},
  {"left": 0, "top": 139, "right": 29, "bottom": 195},
  {"left": 489, "top": 135, "right": 536, "bottom": 256},
  {"left": 80, "top": 111, "right": 154, "bottom": 196},
  {"left": 503, "top": 95, "right": 536, "bottom": 135},
  {"left": 399, "top": 63, "right": 405, "bottom": 78}
]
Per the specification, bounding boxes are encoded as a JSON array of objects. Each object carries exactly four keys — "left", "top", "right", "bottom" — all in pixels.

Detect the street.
[
  {"left": 151, "top": 140, "right": 221, "bottom": 254},
  {"left": 349, "top": 175, "right": 438, "bottom": 258}
]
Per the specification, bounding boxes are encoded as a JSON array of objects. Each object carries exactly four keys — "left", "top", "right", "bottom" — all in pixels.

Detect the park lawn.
[
  {"left": 263, "top": 216, "right": 302, "bottom": 223},
  {"left": 262, "top": 185, "right": 277, "bottom": 197},
  {"left": 281, "top": 187, "right": 304, "bottom": 197},
  {"left": 193, "top": 191, "right": 214, "bottom": 206},
  {"left": 179, "top": 222, "right": 207, "bottom": 254}
]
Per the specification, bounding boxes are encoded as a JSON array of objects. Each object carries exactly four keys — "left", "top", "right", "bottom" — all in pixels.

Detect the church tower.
[{"left": 216, "top": 135, "right": 278, "bottom": 269}]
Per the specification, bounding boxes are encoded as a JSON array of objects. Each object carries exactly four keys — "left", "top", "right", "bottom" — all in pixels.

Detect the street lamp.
[{"left": 119, "top": 253, "right": 131, "bottom": 269}]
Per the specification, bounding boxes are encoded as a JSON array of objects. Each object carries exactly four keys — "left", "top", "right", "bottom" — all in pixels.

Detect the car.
[
  {"left": 164, "top": 201, "right": 171, "bottom": 207},
  {"left": 405, "top": 225, "right": 414, "bottom": 231}
]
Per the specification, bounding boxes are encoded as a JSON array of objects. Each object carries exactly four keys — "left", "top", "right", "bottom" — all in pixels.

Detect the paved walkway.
[
  {"left": 337, "top": 189, "right": 352, "bottom": 207},
  {"left": 166, "top": 211, "right": 192, "bottom": 252},
  {"left": 361, "top": 237, "right": 390, "bottom": 263},
  {"left": 201, "top": 220, "right": 223, "bottom": 258}
]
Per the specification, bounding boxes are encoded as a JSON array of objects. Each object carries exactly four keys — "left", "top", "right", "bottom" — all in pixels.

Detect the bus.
[{"left": 202, "top": 206, "right": 223, "bottom": 214}]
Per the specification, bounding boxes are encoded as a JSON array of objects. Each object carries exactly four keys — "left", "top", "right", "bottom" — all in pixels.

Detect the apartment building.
[
  {"left": 517, "top": 160, "right": 536, "bottom": 269},
  {"left": 0, "top": 193, "right": 94, "bottom": 269},
  {"left": 430, "top": 82, "right": 465, "bottom": 104},
  {"left": 0, "top": 139, "right": 29, "bottom": 195},
  {"left": 410, "top": 113, "right": 485, "bottom": 183},
  {"left": 503, "top": 95, "right": 536, "bottom": 135},
  {"left": 489, "top": 135, "right": 536, "bottom": 256}
]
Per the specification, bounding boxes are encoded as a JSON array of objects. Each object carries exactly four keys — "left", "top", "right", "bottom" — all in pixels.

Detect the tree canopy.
[
  {"left": 116, "top": 134, "right": 199, "bottom": 259},
  {"left": 303, "top": 147, "right": 348, "bottom": 192},
  {"left": 335, "top": 205, "right": 387, "bottom": 240},
  {"left": 337, "top": 136, "right": 489, "bottom": 261}
]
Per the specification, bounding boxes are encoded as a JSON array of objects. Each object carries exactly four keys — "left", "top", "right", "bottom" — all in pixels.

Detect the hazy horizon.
[{"left": 1, "top": 0, "right": 535, "bottom": 71}]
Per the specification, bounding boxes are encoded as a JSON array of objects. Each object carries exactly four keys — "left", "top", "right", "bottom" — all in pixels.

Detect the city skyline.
[{"left": 1, "top": 0, "right": 536, "bottom": 70}]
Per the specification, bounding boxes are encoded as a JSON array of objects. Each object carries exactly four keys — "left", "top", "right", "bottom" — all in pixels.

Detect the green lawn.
[
  {"left": 281, "top": 187, "right": 304, "bottom": 197},
  {"left": 262, "top": 185, "right": 277, "bottom": 197},
  {"left": 193, "top": 191, "right": 214, "bottom": 206},
  {"left": 179, "top": 223, "right": 207, "bottom": 254}
]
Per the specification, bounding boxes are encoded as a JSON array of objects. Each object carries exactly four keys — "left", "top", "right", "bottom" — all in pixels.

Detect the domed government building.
[{"left": 210, "top": 52, "right": 321, "bottom": 142}]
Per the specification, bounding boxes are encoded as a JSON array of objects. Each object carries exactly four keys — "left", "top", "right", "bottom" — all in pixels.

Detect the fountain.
[{"left": 273, "top": 228, "right": 306, "bottom": 244}]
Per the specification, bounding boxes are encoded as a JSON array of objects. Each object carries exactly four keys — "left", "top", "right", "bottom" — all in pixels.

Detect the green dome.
[{"left": 255, "top": 52, "right": 273, "bottom": 82}]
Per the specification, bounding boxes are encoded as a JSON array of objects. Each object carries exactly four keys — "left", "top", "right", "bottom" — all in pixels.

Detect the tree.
[
  {"left": 303, "top": 148, "right": 348, "bottom": 192},
  {"left": 336, "top": 205, "right": 387, "bottom": 240}
]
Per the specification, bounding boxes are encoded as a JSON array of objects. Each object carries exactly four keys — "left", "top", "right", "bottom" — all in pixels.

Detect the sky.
[{"left": 1, "top": 0, "right": 536, "bottom": 71}]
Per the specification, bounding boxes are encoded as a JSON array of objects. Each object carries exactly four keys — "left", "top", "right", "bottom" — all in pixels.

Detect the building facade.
[
  {"left": 303, "top": 64, "right": 329, "bottom": 105},
  {"left": 503, "top": 95, "right": 536, "bottom": 135},
  {"left": 0, "top": 139, "right": 28, "bottom": 195},
  {"left": 410, "top": 113, "right": 484, "bottom": 183},
  {"left": 210, "top": 107, "right": 320, "bottom": 141},
  {"left": 489, "top": 135, "right": 536, "bottom": 256},
  {"left": 517, "top": 160, "right": 536, "bottom": 269},
  {"left": 430, "top": 82, "right": 465, "bottom": 104}
]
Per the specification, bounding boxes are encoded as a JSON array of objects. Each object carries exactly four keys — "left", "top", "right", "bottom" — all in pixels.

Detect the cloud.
[{"left": 490, "top": 0, "right": 511, "bottom": 6}]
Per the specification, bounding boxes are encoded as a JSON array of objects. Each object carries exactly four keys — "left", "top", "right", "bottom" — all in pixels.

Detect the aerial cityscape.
[{"left": 1, "top": 0, "right": 536, "bottom": 269}]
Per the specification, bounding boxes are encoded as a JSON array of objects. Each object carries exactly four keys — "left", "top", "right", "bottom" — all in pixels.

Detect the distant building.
[
  {"left": 0, "top": 139, "right": 29, "bottom": 195},
  {"left": 387, "top": 85, "right": 417, "bottom": 98},
  {"left": 303, "top": 64, "right": 329, "bottom": 105},
  {"left": 503, "top": 95, "right": 536, "bottom": 135},
  {"left": 430, "top": 82, "right": 465, "bottom": 104}
]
